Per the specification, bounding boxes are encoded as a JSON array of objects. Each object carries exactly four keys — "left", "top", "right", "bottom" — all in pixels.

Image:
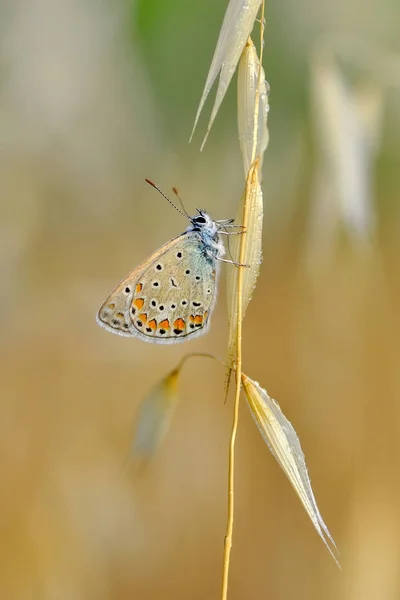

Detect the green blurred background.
[{"left": 1, "top": 0, "right": 400, "bottom": 598}]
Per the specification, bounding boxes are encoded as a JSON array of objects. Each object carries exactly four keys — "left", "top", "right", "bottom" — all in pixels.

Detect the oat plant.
[{"left": 132, "top": 1, "right": 340, "bottom": 598}]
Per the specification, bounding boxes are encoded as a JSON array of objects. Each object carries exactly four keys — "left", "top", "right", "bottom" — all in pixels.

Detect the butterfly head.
[
  {"left": 188, "top": 209, "right": 235, "bottom": 237},
  {"left": 188, "top": 210, "right": 217, "bottom": 236}
]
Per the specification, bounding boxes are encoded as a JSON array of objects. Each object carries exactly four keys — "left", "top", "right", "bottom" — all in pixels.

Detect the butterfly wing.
[
  {"left": 97, "top": 234, "right": 184, "bottom": 337},
  {"left": 96, "top": 232, "right": 219, "bottom": 343}
]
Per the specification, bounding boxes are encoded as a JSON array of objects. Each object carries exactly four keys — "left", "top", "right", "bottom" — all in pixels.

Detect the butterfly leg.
[
  {"left": 216, "top": 257, "right": 250, "bottom": 267},
  {"left": 219, "top": 230, "right": 245, "bottom": 236}
]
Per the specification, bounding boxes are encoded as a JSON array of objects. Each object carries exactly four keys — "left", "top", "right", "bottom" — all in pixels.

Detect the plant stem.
[{"left": 221, "top": 4, "right": 265, "bottom": 599}]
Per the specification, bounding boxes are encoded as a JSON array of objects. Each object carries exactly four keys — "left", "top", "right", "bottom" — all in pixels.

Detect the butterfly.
[{"left": 96, "top": 180, "right": 243, "bottom": 344}]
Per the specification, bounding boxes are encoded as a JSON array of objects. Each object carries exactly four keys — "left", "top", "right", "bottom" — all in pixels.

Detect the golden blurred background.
[{"left": 1, "top": 0, "right": 400, "bottom": 598}]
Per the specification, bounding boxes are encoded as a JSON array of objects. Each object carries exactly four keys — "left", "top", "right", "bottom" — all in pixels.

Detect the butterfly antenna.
[
  {"left": 145, "top": 179, "right": 189, "bottom": 220},
  {"left": 172, "top": 186, "right": 191, "bottom": 220}
]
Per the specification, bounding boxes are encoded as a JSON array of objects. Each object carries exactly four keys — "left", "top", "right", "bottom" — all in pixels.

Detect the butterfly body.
[{"left": 96, "top": 211, "right": 226, "bottom": 344}]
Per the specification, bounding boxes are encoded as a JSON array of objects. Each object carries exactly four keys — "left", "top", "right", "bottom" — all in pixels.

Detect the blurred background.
[{"left": 1, "top": 0, "right": 400, "bottom": 598}]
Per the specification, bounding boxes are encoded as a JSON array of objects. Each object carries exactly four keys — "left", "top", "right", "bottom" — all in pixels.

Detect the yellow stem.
[{"left": 221, "top": 3, "right": 265, "bottom": 599}]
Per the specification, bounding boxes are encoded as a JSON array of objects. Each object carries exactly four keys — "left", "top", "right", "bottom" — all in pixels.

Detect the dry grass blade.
[
  {"left": 226, "top": 160, "right": 263, "bottom": 365},
  {"left": 311, "top": 49, "right": 380, "bottom": 239},
  {"left": 132, "top": 366, "right": 180, "bottom": 461},
  {"left": 241, "top": 373, "right": 340, "bottom": 567},
  {"left": 132, "top": 353, "right": 220, "bottom": 461},
  {"left": 190, "top": 0, "right": 262, "bottom": 149},
  {"left": 226, "top": 33, "right": 269, "bottom": 365},
  {"left": 238, "top": 37, "right": 270, "bottom": 173}
]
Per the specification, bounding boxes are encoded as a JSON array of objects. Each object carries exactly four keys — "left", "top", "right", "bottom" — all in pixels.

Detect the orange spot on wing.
[
  {"left": 148, "top": 319, "right": 157, "bottom": 330},
  {"left": 138, "top": 313, "right": 148, "bottom": 324},
  {"left": 189, "top": 315, "right": 195, "bottom": 322},
  {"left": 134, "top": 298, "right": 144, "bottom": 310},
  {"left": 159, "top": 319, "right": 170, "bottom": 330},
  {"left": 194, "top": 315, "right": 203, "bottom": 325},
  {"left": 204, "top": 311, "right": 208, "bottom": 320},
  {"left": 135, "top": 283, "right": 143, "bottom": 293},
  {"left": 173, "top": 318, "right": 185, "bottom": 331}
]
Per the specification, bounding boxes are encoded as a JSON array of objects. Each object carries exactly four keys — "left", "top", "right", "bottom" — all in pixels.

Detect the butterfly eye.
[{"left": 193, "top": 216, "right": 206, "bottom": 224}]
